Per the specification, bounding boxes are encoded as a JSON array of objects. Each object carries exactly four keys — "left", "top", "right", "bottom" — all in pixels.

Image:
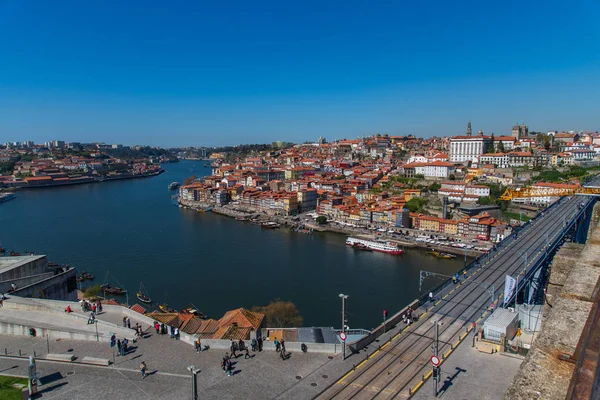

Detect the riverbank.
[
  {"left": 178, "top": 197, "right": 483, "bottom": 257},
  {"left": 5, "top": 169, "right": 164, "bottom": 190}
]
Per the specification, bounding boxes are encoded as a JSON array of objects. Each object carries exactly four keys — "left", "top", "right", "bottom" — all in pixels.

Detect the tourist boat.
[
  {"left": 0, "top": 193, "right": 16, "bottom": 203},
  {"left": 351, "top": 242, "right": 373, "bottom": 252},
  {"left": 428, "top": 250, "right": 456, "bottom": 259},
  {"left": 168, "top": 182, "right": 180, "bottom": 190},
  {"left": 101, "top": 283, "right": 127, "bottom": 295},
  {"left": 345, "top": 237, "right": 404, "bottom": 255},
  {"left": 136, "top": 282, "right": 152, "bottom": 304},
  {"left": 261, "top": 221, "right": 280, "bottom": 229}
]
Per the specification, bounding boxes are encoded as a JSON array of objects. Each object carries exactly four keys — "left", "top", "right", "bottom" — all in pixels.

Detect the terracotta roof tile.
[
  {"left": 129, "top": 304, "right": 147, "bottom": 314},
  {"left": 218, "top": 308, "right": 264, "bottom": 331}
]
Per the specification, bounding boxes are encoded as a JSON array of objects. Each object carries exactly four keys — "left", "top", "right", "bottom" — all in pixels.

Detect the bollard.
[{"left": 422, "top": 374, "right": 424, "bottom": 380}]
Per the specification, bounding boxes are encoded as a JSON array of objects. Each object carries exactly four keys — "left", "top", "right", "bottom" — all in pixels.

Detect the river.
[{"left": 0, "top": 160, "right": 464, "bottom": 329}]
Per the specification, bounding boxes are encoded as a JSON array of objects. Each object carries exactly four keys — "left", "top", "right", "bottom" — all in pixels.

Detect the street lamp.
[
  {"left": 339, "top": 294, "right": 349, "bottom": 360},
  {"left": 187, "top": 365, "right": 200, "bottom": 400}
]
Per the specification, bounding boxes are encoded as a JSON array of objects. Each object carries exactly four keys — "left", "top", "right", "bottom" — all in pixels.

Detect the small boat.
[
  {"left": 76, "top": 271, "right": 94, "bottom": 282},
  {"left": 261, "top": 221, "right": 280, "bottom": 229},
  {"left": 136, "top": 282, "right": 152, "bottom": 304},
  {"left": 428, "top": 250, "right": 456, "bottom": 259},
  {"left": 181, "top": 305, "right": 208, "bottom": 319},
  {"left": 9, "top": 250, "right": 21, "bottom": 256},
  {"left": 168, "top": 182, "right": 180, "bottom": 190},
  {"left": 159, "top": 304, "right": 176, "bottom": 313},
  {"left": 101, "top": 283, "right": 127, "bottom": 295}
]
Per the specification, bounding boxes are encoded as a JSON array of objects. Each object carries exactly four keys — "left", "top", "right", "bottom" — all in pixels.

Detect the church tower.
[{"left": 466, "top": 121, "right": 472, "bottom": 136}]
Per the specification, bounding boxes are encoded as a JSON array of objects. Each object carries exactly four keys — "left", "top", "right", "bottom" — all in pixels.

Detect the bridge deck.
[{"left": 317, "top": 196, "right": 590, "bottom": 399}]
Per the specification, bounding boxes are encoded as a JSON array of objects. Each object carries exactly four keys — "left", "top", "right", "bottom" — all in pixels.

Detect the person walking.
[
  {"left": 126, "top": 317, "right": 131, "bottom": 329},
  {"left": 226, "top": 358, "right": 233, "bottom": 376},
  {"left": 174, "top": 327, "right": 179, "bottom": 340},
  {"left": 91, "top": 303, "right": 97, "bottom": 315},
  {"left": 221, "top": 356, "right": 228, "bottom": 373},
  {"left": 195, "top": 338, "right": 202, "bottom": 353},
  {"left": 238, "top": 339, "right": 244, "bottom": 351},
  {"left": 274, "top": 338, "right": 280, "bottom": 352},
  {"left": 122, "top": 317, "right": 127, "bottom": 327},
  {"left": 280, "top": 339, "right": 286, "bottom": 354},
  {"left": 161, "top": 323, "right": 166, "bottom": 335},
  {"left": 244, "top": 348, "right": 251, "bottom": 359},
  {"left": 140, "top": 361, "right": 147, "bottom": 379},
  {"left": 97, "top": 300, "right": 102, "bottom": 313},
  {"left": 251, "top": 338, "right": 257, "bottom": 352},
  {"left": 170, "top": 325, "right": 175, "bottom": 339},
  {"left": 230, "top": 340, "right": 237, "bottom": 358},
  {"left": 121, "top": 338, "right": 127, "bottom": 356},
  {"left": 116, "top": 339, "right": 122, "bottom": 357},
  {"left": 154, "top": 321, "right": 160, "bottom": 334}
]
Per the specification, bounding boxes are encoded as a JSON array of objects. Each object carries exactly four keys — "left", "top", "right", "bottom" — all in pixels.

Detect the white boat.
[{"left": 346, "top": 237, "right": 403, "bottom": 255}]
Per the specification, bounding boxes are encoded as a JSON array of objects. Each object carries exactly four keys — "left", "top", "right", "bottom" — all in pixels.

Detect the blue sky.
[{"left": 0, "top": 1, "right": 599, "bottom": 147}]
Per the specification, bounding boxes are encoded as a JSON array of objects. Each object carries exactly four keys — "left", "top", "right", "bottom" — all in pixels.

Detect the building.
[
  {"left": 511, "top": 124, "right": 528, "bottom": 140},
  {"left": 449, "top": 136, "right": 491, "bottom": 163},
  {"left": 402, "top": 161, "right": 456, "bottom": 179}
]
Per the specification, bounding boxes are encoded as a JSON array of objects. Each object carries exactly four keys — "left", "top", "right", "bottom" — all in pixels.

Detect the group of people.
[
  {"left": 111, "top": 334, "right": 130, "bottom": 357},
  {"left": 80, "top": 299, "right": 102, "bottom": 314},
  {"left": 402, "top": 307, "right": 416, "bottom": 325},
  {"left": 273, "top": 338, "right": 288, "bottom": 360},
  {"left": 229, "top": 339, "right": 252, "bottom": 359}
]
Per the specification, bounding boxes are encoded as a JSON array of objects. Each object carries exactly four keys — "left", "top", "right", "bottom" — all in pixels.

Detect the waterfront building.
[{"left": 449, "top": 135, "right": 491, "bottom": 163}]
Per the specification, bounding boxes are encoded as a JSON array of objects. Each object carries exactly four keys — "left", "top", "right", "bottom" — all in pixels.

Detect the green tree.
[
  {"left": 316, "top": 216, "right": 327, "bottom": 225},
  {"left": 405, "top": 197, "right": 427, "bottom": 213},
  {"left": 448, "top": 174, "right": 456, "bottom": 181},
  {"left": 497, "top": 141, "right": 505, "bottom": 153},
  {"left": 253, "top": 299, "right": 303, "bottom": 328},
  {"left": 478, "top": 196, "right": 492, "bottom": 205},
  {"left": 488, "top": 134, "right": 495, "bottom": 153},
  {"left": 83, "top": 284, "right": 103, "bottom": 299}
]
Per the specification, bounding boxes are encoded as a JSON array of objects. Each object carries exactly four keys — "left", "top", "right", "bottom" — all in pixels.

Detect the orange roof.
[
  {"left": 218, "top": 308, "right": 264, "bottom": 331},
  {"left": 129, "top": 304, "right": 147, "bottom": 314}
]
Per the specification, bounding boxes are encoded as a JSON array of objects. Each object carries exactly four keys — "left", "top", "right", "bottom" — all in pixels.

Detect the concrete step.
[
  {"left": 81, "top": 356, "right": 110, "bottom": 366},
  {"left": 45, "top": 353, "right": 75, "bottom": 362}
]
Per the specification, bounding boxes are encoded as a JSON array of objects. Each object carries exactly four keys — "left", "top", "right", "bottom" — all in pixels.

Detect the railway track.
[{"left": 317, "top": 196, "right": 588, "bottom": 399}]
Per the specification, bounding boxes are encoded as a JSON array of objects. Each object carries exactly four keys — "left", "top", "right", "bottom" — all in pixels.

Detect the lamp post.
[
  {"left": 339, "top": 293, "right": 349, "bottom": 360},
  {"left": 187, "top": 365, "right": 200, "bottom": 400},
  {"left": 431, "top": 320, "right": 443, "bottom": 397}
]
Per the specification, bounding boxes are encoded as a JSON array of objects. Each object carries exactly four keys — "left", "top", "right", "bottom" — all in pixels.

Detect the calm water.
[{"left": 0, "top": 161, "right": 464, "bottom": 329}]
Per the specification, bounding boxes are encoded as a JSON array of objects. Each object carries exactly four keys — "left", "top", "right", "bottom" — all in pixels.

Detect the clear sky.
[{"left": 0, "top": 1, "right": 599, "bottom": 147}]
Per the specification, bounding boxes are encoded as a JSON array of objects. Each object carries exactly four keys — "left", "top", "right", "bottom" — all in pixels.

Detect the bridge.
[{"left": 316, "top": 194, "right": 597, "bottom": 399}]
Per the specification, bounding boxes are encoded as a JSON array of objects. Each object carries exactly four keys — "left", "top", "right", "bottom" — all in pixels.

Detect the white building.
[
  {"left": 449, "top": 136, "right": 491, "bottom": 163},
  {"left": 403, "top": 162, "right": 456, "bottom": 178},
  {"left": 479, "top": 153, "right": 509, "bottom": 168}
]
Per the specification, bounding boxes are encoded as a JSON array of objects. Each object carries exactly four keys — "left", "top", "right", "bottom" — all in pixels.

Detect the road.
[{"left": 316, "top": 195, "right": 590, "bottom": 399}]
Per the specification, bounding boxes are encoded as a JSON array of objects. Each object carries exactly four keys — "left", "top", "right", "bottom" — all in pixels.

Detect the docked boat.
[
  {"left": 168, "top": 182, "right": 180, "bottom": 190},
  {"left": 101, "top": 283, "right": 127, "bottom": 295},
  {"left": 345, "top": 237, "right": 404, "bottom": 255},
  {"left": 351, "top": 242, "right": 373, "bottom": 251},
  {"left": 261, "top": 221, "right": 280, "bottom": 229},
  {"left": 181, "top": 306, "right": 208, "bottom": 319},
  {"left": 76, "top": 271, "right": 94, "bottom": 282},
  {"left": 0, "top": 193, "right": 16, "bottom": 203},
  {"left": 159, "top": 304, "right": 176, "bottom": 313},
  {"left": 428, "top": 250, "right": 456, "bottom": 259},
  {"left": 136, "top": 282, "right": 152, "bottom": 304}
]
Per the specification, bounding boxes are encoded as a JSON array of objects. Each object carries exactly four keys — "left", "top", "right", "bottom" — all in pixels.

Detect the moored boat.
[
  {"left": 345, "top": 237, "right": 403, "bottom": 255},
  {"left": 351, "top": 242, "right": 373, "bottom": 251},
  {"left": 101, "top": 283, "right": 127, "bottom": 295},
  {"left": 428, "top": 250, "right": 456, "bottom": 259},
  {"left": 261, "top": 221, "right": 280, "bottom": 229},
  {"left": 168, "top": 182, "right": 180, "bottom": 190},
  {"left": 136, "top": 282, "right": 152, "bottom": 304},
  {"left": 76, "top": 271, "right": 94, "bottom": 282},
  {"left": 159, "top": 304, "right": 176, "bottom": 313}
]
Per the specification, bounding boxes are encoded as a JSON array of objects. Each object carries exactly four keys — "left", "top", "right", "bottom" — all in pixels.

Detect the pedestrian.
[
  {"left": 244, "top": 348, "right": 251, "bottom": 359},
  {"left": 174, "top": 327, "right": 179, "bottom": 340},
  {"left": 170, "top": 325, "right": 175, "bottom": 339},
  {"left": 123, "top": 317, "right": 127, "bottom": 327},
  {"left": 429, "top": 292, "right": 434, "bottom": 302},
  {"left": 238, "top": 339, "right": 244, "bottom": 351},
  {"left": 463, "top": 270, "right": 467, "bottom": 278},
  {"left": 258, "top": 336, "right": 263, "bottom": 352},
  {"left": 274, "top": 338, "right": 280, "bottom": 352},
  {"left": 137, "top": 325, "right": 143, "bottom": 339},
  {"left": 251, "top": 338, "right": 257, "bottom": 352},
  {"left": 92, "top": 303, "right": 97, "bottom": 315},
  {"left": 140, "top": 361, "right": 147, "bottom": 379},
  {"left": 281, "top": 339, "right": 286, "bottom": 354},
  {"left": 221, "top": 357, "right": 228, "bottom": 373},
  {"left": 161, "top": 323, "right": 166, "bottom": 335},
  {"left": 117, "top": 339, "right": 122, "bottom": 356},
  {"left": 121, "top": 338, "right": 127, "bottom": 356},
  {"left": 226, "top": 359, "right": 233, "bottom": 376},
  {"left": 154, "top": 321, "right": 160, "bottom": 334},
  {"left": 230, "top": 340, "right": 237, "bottom": 358},
  {"left": 126, "top": 317, "right": 131, "bottom": 329},
  {"left": 88, "top": 312, "right": 95, "bottom": 324},
  {"left": 280, "top": 347, "right": 286, "bottom": 360},
  {"left": 195, "top": 338, "right": 202, "bottom": 353},
  {"left": 97, "top": 300, "right": 102, "bottom": 313}
]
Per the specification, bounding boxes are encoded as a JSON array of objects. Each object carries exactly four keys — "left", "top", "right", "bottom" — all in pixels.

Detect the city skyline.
[{"left": 1, "top": 1, "right": 599, "bottom": 147}]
